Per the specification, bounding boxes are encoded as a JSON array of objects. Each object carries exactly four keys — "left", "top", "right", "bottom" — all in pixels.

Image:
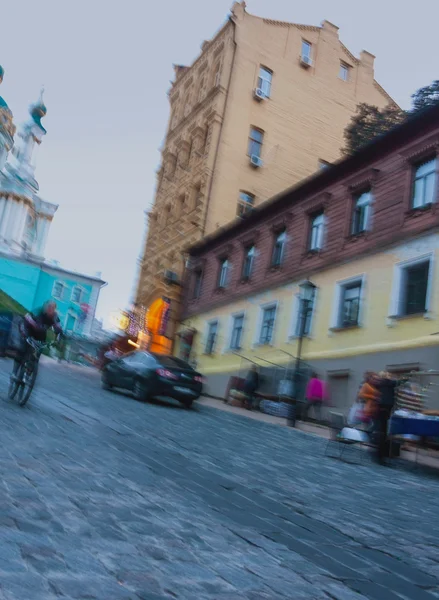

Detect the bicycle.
[{"left": 8, "top": 337, "right": 57, "bottom": 406}]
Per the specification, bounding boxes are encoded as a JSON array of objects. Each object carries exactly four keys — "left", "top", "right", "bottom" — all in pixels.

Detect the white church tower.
[{"left": 0, "top": 69, "right": 58, "bottom": 258}]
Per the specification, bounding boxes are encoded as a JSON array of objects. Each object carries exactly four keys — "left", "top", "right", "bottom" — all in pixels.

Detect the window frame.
[
  {"left": 318, "top": 159, "right": 331, "bottom": 170},
  {"left": 411, "top": 156, "right": 437, "bottom": 210},
  {"left": 242, "top": 244, "right": 256, "bottom": 280},
  {"left": 257, "top": 66, "right": 273, "bottom": 98},
  {"left": 389, "top": 253, "right": 434, "bottom": 319},
  {"left": 229, "top": 312, "right": 245, "bottom": 351},
  {"left": 204, "top": 319, "right": 219, "bottom": 355},
  {"left": 52, "top": 280, "right": 66, "bottom": 301},
  {"left": 339, "top": 62, "right": 350, "bottom": 81},
  {"left": 71, "top": 285, "right": 84, "bottom": 304},
  {"left": 301, "top": 40, "right": 312, "bottom": 60},
  {"left": 330, "top": 274, "right": 366, "bottom": 330},
  {"left": 218, "top": 258, "right": 230, "bottom": 289},
  {"left": 271, "top": 229, "right": 287, "bottom": 268},
  {"left": 248, "top": 127, "right": 264, "bottom": 159},
  {"left": 351, "top": 190, "right": 372, "bottom": 236},
  {"left": 257, "top": 302, "right": 278, "bottom": 346},
  {"left": 192, "top": 269, "right": 203, "bottom": 300},
  {"left": 309, "top": 211, "right": 325, "bottom": 251},
  {"left": 237, "top": 191, "right": 255, "bottom": 217}
]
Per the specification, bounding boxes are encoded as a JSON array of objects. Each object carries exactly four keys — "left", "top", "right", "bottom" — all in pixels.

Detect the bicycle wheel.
[
  {"left": 17, "top": 361, "right": 38, "bottom": 407},
  {"left": 8, "top": 362, "right": 25, "bottom": 401}
]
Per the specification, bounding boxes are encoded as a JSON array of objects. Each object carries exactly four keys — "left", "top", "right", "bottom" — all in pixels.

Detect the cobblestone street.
[{"left": 1, "top": 357, "right": 439, "bottom": 599}]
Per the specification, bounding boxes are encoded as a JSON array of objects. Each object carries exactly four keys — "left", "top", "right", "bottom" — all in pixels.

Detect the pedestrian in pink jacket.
[{"left": 303, "top": 372, "right": 328, "bottom": 422}]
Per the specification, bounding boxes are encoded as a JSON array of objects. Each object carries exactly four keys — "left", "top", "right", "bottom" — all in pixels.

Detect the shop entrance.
[{"left": 144, "top": 297, "right": 172, "bottom": 355}]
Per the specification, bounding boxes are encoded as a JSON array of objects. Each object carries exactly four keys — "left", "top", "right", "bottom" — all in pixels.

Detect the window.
[
  {"left": 352, "top": 191, "right": 372, "bottom": 235},
  {"left": 242, "top": 245, "right": 255, "bottom": 280},
  {"left": 257, "top": 66, "right": 272, "bottom": 98},
  {"left": 309, "top": 212, "right": 324, "bottom": 251},
  {"left": 259, "top": 305, "right": 277, "bottom": 345},
  {"left": 248, "top": 128, "right": 264, "bottom": 158},
  {"left": 401, "top": 260, "right": 430, "bottom": 316},
  {"left": 218, "top": 258, "right": 230, "bottom": 289},
  {"left": 412, "top": 158, "right": 437, "bottom": 209},
  {"left": 318, "top": 159, "right": 331, "bottom": 170},
  {"left": 339, "top": 281, "right": 362, "bottom": 328},
  {"left": 53, "top": 281, "right": 65, "bottom": 300},
  {"left": 193, "top": 270, "right": 203, "bottom": 299},
  {"left": 72, "top": 286, "right": 83, "bottom": 303},
  {"left": 230, "top": 314, "right": 244, "bottom": 350},
  {"left": 237, "top": 191, "right": 255, "bottom": 217},
  {"left": 272, "top": 229, "right": 286, "bottom": 267},
  {"left": 205, "top": 321, "right": 218, "bottom": 354},
  {"left": 301, "top": 40, "right": 312, "bottom": 60},
  {"left": 339, "top": 62, "right": 350, "bottom": 81}
]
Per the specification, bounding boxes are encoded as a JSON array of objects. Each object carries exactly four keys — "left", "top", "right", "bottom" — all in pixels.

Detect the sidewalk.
[{"left": 199, "top": 396, "right": 439, "bottom": 469}]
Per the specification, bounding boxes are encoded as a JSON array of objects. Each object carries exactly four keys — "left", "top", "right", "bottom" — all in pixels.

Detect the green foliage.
[
  {"left": 0, "top": 290, "right": 26, "bottom": 314},
  {"left": 411, "top": 80, "right": 439, "bottom": 112},
  {"left": 343, "top": 79, "right": 439, "bottom": 156},
  {"left": 343, "top": 103, "right": 406, "bottom": 155}
]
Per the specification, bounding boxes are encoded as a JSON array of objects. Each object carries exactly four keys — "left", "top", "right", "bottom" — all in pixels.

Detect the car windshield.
[{"left": 154, "top": 355, "right": 193, "bottom": 370}]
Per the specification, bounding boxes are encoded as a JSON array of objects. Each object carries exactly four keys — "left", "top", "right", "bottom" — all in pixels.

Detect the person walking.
[
  {"left": 242, "top": 365, "right": 259, "bottom": 410},
  {"left": 373, "top": 372, "right": 399, "bottom": 465},
  {"left": 303, "top": 372, "right": 328, "bottom": 422}
]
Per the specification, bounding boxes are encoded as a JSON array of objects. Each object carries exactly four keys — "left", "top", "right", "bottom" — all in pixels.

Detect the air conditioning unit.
[
  {"left": 164, "top": 270, "right": 180, "bottom": 285},
  {"left": 253, "top": 88, "right": 265, "bottom": 101},
  {"left": 300, "top": 55, "right": 313, "bottom": 68},
  {"left": 250, "top": 155, "right": 263, "bottom": 168}
]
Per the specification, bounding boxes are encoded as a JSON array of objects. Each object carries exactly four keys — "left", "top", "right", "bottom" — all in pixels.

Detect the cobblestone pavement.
[{"left": 1, "top": 358, "right": 439, "bottom": 600}]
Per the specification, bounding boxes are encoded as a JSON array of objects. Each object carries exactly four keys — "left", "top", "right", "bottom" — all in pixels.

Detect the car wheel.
[
  {"left": 134, "top": 380, "right": 149, "bottom": 402},
  {"left": 101, "top": 374, "right": 112, "bottom": 390},
  {"left": 182, "top": 398, "right": 193, "bottom": 409}
]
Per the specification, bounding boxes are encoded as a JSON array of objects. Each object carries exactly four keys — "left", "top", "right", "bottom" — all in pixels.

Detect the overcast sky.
[{"left": 1, "top": 0, "right": 438, "bottom": 325}]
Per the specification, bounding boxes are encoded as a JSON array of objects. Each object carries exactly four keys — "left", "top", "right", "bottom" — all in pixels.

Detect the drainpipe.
[{"left": 201, "top": 16, "right": 238, "bottom": 237}]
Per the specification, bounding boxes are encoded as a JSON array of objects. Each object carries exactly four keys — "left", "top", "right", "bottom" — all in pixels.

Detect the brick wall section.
[{"left": 182, "top": 106, "right": 439, "bottom": 319}]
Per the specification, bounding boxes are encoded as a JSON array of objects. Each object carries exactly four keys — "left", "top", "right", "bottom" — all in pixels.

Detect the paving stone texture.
[{"left": 0, "top": 357, "right": 438, "bottom": 599}]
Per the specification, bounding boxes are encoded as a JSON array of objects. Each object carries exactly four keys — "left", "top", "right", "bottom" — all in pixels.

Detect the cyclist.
[{"left": 12, "top": 301, "right": 63, "bottom": 377}]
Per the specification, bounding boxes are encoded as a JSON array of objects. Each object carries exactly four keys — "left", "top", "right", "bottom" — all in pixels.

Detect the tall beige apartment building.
[{"left": 136, "top": 1, "right": 395, "bottom": 354}]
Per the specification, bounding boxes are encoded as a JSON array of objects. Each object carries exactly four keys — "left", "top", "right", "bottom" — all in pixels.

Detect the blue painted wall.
[
  {"left": 0, "top": 256, "right": 40, "bottom": 310},
  {"left": 0, "top": 255, "right": 98, "bottom": 335},
  {"left": 35, "top": 270, "right": 94, "bottom": 332}
]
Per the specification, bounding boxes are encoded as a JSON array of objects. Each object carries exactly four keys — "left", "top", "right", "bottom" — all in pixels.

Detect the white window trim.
[
  {"left": 224, "top": 311, "right": 246, "bottom": 353},
  {"left": 204, "top": 318, "right": 219, "bottom": 355},
  {"left": 301, "top": 40, "right": 312, "bottom": 60},
  {"left": 71, "top": 285, "right": 85, "bottom": 304},
  {"left": 52, "top": 280, "right": 66, "bottom": 301},
  {"left": 288, "top": 287, "right": 318, "bottom": 340},
  {"left": 310, "top": 213, "right": 325, "bottom": 251},
  {"left": 339, "top": 62, "right": 350, "bottom": 81},
  {"left": 352, "top": 192, "right": 374, "bottom": 234},
  {"left": 330, "top": 274, "right": 366, "bottom": 330},
  {"left": 388, "top": 253, "right": 434, "bottom": 320},
  {"left": 254, "top": 301, "right": 279, "bottom": 347},
  {"left": 257, "top": 66, "right": 272, "bottom": 98}
]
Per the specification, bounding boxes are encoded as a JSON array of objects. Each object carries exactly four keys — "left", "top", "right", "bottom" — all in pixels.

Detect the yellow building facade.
[
  {"left": 179, "top": 234, "right": 439, "bottom": 410},
  {"left": 135, "top": 1, "right": 395, "bottom": 352},
  {"left": 177, "top": 103, "right": 439, "bottom": 410}
]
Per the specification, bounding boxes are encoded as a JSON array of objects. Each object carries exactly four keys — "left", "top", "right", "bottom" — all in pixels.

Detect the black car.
[{"left": 101, "top": 351, "right": 203, "bottom": 408}]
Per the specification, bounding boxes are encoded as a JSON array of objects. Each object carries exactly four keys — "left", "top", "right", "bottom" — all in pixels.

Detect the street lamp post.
[{"left": 287, "top": 279, "right": 316, "bottom": 427}]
